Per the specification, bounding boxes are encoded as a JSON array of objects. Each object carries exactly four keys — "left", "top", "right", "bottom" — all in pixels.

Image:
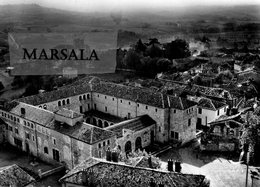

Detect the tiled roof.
[
  {"left": 85, "top": 110, "right": 124, "bottom": 123},
  {"left": 51, "top": 121, "right": 115, "bottom": 144},
  {"left": 188, "top": 85, "right": 232, "bottom": 100},
  {"left": 92, "top": 81, "right": 168, "bottom": 108},
  {"left": 17, "top": 76, "right": 95, "bottom": 106},
  {"left": 10, "top": 102, "right": 54, "bottom": 126},
  {"left": 59, "top": 157, "right": 205, "bottom": 187},
  {"left": 168, "top": 96, "right": 197, "bottom": 110},
  {"left": 7, "top": 102, "right": 114, "bottom": 145},
  {"left": 0, "top": 101, "right": 19, "bottom": 112},
  {"left": 55, "top": 108, "right": 83, "bottom": 119},
  {"left": 0, "top": 164, "right": 35, "bottom": 187},
  {"left": 198, "top": 98, "right": 227, "bottom": 111},
  {"left": 106, "top": 115, "right": 155, "bottom": 138}
]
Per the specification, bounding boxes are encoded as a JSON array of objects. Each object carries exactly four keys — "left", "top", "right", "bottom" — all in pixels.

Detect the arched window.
[
  {"left": 58, "top": 101, "right": 61, "bottom": 106},
  {"left": 79, "top": 96, "right": 82, "bottom": 101},
  {"left": 44, "top": 147, "right": 49, "bottom": 154},
  {"left": 62, "top": 100, "right": 66, "bottom": 105},
  {"left": 104, "top": 121, "right": 109, "bottom": 128},
  {"left": 67, "top": 99, "right": 70, "bottom": 104},
  {"left": 87, "top": 94, "right": 90, "bottom": 99},
  {"left": 83, "top": 95, "right": 86, "bottom": 100},
  {"left": 98, "top": 120, "right": 103, "bottom": 128},
  {"left": 93, "top": 118, "right": 97, "bottom": 125}
]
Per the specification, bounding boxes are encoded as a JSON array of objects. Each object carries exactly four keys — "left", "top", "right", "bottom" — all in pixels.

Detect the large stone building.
[
  {"left": 17, "top": 77, "right": 198, "bottom": 144},
  {"left": 0, "top": 76, "right": 198, "bottom": 168}
]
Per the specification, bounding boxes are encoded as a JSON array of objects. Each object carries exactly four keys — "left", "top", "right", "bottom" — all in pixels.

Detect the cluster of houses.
[{"left": 0, "top": 72, "right": 258, "bottom": 186}]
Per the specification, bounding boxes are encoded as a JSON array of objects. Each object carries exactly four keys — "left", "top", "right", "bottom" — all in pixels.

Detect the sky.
[{"left": 0, "top": 0, "right": 260, "bottom": 12}]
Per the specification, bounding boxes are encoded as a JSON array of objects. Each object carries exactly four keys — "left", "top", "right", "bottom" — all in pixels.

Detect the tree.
[{"left": 165, "top": 39, "right": 191, "bottom": 60}]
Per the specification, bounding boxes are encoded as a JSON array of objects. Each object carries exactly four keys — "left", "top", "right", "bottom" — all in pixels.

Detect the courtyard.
[{"left": 158, "top": 140, "right": 260, "bottom": 187}]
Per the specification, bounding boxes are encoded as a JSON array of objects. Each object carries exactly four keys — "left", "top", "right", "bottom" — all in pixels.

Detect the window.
[
  {"left": 87, "top": 94, "right": 90, "bottom": 99},
  {"left": 98, "top": 143, "right": 101, "bottom": 148},
  {"left": 32, "top": 135, "right": 35, "bottom": 142},
  {"left": 43, "top": 104, "right": 47, "bottom": 109},
  {"left": 155, "top": 108, "right": 158, "bottom": 112},
  {"left": 9, "top": 126, "right": 13, "bottom": 132},
  {"left": 25, "top": 132, "right": 30, "bottom": 140},
  {"left": 62, "top": 100, "right": 66, "bottom": 105},
  {"left": 103, "top": 142, "right": 106, "bottom": 147},
  {"left": 17, "top": 118, "right": 20, "bottom": 123},
  {"left": 15, "top": 128, "right": 19, "bottom": 134},
  {"left": 224, "top": 107, "right": 226, "bottom": 112},
  {"left": 120, "top": 100, "right": 122, "bottom": 103},
  {"left": 67, "top": 99, "right": 70, "bottom": 104},
  {"left": 171, "top": 131, "right": 179, "bottom": 140},
  {"left": 159, "top": 126, "right": 161, "bottom": 132},
  {"left": 175, "top": 132, "right": 179, "bottom": 139},
  {"left": 14, "top": 117, "right": 16, "bottom": 122},
  {"left": 128, "top": 113, "right": 131, "bottom": 119},
  {"left": 94, "top": 104, "right": 97, "bottom": 110},
  {"left": 112, "top": 98, "right": 114, "bottom": 101},
  {"left": 137, "top": 104, "right": 139, "bottom": 107},
  {"left": 198, "top": 108, "right": 202, "bottom": 114},
  {"left": 83, "top": 95, "right": 86, "bottom": 100},
  {"left": 98, "top": 94, "right": 99, "bottom": 97},
  {"left": 44, "top": 147, "right": 49, "bottom": 154},
  {"left": 105, "top": 96, "right": 107, "bottom": 99},
  {"left": 105, "top": 107, "right": 107, "bottom": 112},
  {"left": 146, "top": 106, "right": 148, "bottom": 110},
  {"left": 129, "top": 102, "right": 131, "bottom": 105},
  {"left": 31, "top": 123, "right": 34, "bottom": 129},
  {"left": 79, "top": 96, "right": 82, "bottom": 101},
  {"left": 107, "top": 140, "right": 110, "bottom": 145},
  {"left": 188, "top": 119, "right": 191, "bottom": 126},
  {"left": 173, "top": 109, "right": 176, "bottom": 113},
  {"left": 217, "top": 110, "right": 220, "bottom": 116},
  {"left": 58, "top": 101, "right": 61, "bottom": 106},
  {"left": 52, "top": 138, "right": 56, "bottom": 145}
]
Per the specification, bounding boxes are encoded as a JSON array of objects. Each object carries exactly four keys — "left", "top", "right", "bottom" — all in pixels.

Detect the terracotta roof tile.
[
  {"left": 60, "top": 157, "right": 205, "bottom": 187},
  {"left": 0, "top": 164, "right": 35, "bottom": 187}
]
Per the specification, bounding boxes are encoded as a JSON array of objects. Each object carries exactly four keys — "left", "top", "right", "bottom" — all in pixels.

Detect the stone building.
[
  {"left": 0, "top": 101, "right": 116, "bottom": 169},
  {"left": 196, "top": 97, "right": 228, "bottom": 127},
  {"left": 105, "top": 115, "right": 156, "bottom": 154},
  {"left": 17, "top": 77, "right": 198, "bottom": 145}
]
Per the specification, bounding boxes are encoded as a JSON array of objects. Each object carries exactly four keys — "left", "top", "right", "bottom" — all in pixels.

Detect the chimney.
[
  {"left": 167, "top": 159, "right": 173, "bottom": 171},
  {"left": 21, "top": 108, "right": 25, "bottom": 116},
  {"left": 175, "top": 160, "right": 182, "bottom": 172}
]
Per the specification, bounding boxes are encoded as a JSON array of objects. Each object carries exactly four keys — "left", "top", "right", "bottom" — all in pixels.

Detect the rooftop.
[
  {"left": 5, "top": 102, "right": 115, "bottom": 145},
  {"left": 59, "top": 157, "right": 206, "bottom": 187},
  {"left": 106, "top": 115, "right": 155, "bottom": 138},
  {"left": 17, "top": 76, "right": 95, "bottom": 106},
  {"left": 51, "top": 121, "right": 115, "bottom": 145},
  {"left": 168, "top": 95, "right": 197, "bottom": 110},
  {"left": 198, "top": 98, "right": 227, "bottom": 111},
  {"left": 0, "top": 164, "right": 35, "bottom": 187},
  {"left": 55, "top": 108, "right": 83, "bottom": 119}
]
